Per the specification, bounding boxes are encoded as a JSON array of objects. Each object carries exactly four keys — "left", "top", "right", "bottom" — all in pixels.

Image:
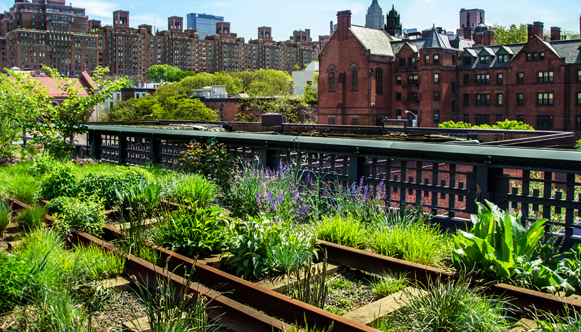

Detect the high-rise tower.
[
  {"left": 385, "top": 5, "right": 402, "bottom": 37},
  {"left": 365, "top": 0, "right": 384, "bottom": 30}
]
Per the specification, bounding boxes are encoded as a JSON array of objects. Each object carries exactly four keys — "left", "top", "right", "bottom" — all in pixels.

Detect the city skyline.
[{"left": 2, "top": 0, "right": 576, "bottom": 41}]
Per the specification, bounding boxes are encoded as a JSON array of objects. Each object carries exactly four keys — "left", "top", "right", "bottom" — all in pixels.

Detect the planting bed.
[{"left": 1, "top": 155, "right": 581, "bottom": 331}]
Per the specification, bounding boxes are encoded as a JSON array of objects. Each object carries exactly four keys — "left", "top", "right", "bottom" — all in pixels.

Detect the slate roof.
[
  {"left": 349, "top": 25, "right": 396, "bottom": 57},
  {"left": 550, "top": 40, "right": 581, "bottom": 64},
  {"left": 422, "top": 27, "right": 453, "bottom": 49}
]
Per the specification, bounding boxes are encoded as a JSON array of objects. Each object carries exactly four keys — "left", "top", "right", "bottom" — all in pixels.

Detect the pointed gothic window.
[{"left": 351, "top": 66, "right": 358, "bottom": 91}]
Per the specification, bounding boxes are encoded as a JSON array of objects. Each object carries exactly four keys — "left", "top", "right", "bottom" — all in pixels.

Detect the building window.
[
  {"left": 476, "top": 114, "right": 490, "bottom": 125},
  {"left": 497, "top": 93, "right": 503, "bottom": 106},
  {"left": 539, "top": 52, "right": 545, "bottom": 60},
  {"left": 434, "top": 91, "right": 440, "bottom": 101},
  {"left": 578, "top": 70, "right": 581, "bottom": 82},
  {"left": 476, "top": 94, "right": 490, "bottom": 106},
  {"left": 464, "top": 114, "right": 470, "bottom": 123},
  {"left": 351, "top": 67, "right": 358, "bottom": 91},
  {"left": 434, "top": 73, "right": 439, "bottom": 84},
  {"left": 351, "top": 116, "right": 359, "bottom": 125},
  {"left": 463, "top": 93, "right": 470, "bottom": 106},
  {"left": 463, "top": 74, "right": 469, "bottom": 86},
  {"left": 396, "top": 76, "right": 401, "bottom": 85},
  {"left": 575, "top": 115, "right": 581, "bottom": 129},
  {"left": 537, "top": 115, "right": 553, "bottom": 129},
  {"left": 526, "top": 53, "right": 531, "bottom": 61},
  {"left": 533, "top": 53, "right": 538, "bottom": 61},
  {"left": 434, "top": 109, "right": 440, "bottom": 123},
  {"left": 434, "top": 54, "right": 439, "bottom": 64},
  {"left": 497, "top": 73, "right": 503, "bottom": 85},
  {"left": 537, "top": 71, "right": 554, "bottom": 83},
  {"left": 425, "top": 55, "right": 430, "bottom": 64},
  {"left": 517, "top": 114, "right": 524, "bottom": 122},
  {"left": 408, "top": 92, "right": 418, "bottom": 102},
  {"left": 408, "top": 57, "right": 415, "bottom": 67},
  {"left": 399, "top": 58, "right": 406, "bottom": 67},
  {"left": 537, "top": 92, "right": 554, "bottom": 105},
  {"left": 462, "top": 57, "right": 472, "bottom": 66},
  {"left": 517, "top": 93, "right": 524, "bottom": 106},
  {"left": 577, "top": 92, "right": 581, "bottom": 105},
  {"left": 396, "top": 92, "right": 402, "bottom": 101},
  {"left": 408, "top": 75, "right": 418, "bottom": 85},
  {"left": 329, "top": 69, "right": 335, "bottom": 92},
  {"left": 396, "top": 109, "right": 402, "bottom": 119},
  {"left": 376, "top": 68, "right": 383, "bottom": 95},
  {"left": 476, "top": 74, "right": 490, "bottom": 85},
  {"left": 517, "top": 72, "right": 524, "bottom": 84},
  {"left": 479, "top": 55, "right": 490, "bottom": 64},
  {"left": 497, "top": 54, "right": 510, "bottom": 63},
  {"left": 328, "top": 116, "right": 336, "bottom": 124},
  {"left": 452, "top": 81, "right": 456, "bottom": 92}
]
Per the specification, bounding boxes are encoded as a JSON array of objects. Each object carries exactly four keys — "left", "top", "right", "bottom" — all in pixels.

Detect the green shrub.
[
  {"left": 177, "top": 139, "right": 234, "bottom": 189},
  {"left": 16, "top": 205, "right": 46, "bottom": 230},
  {"left": 161, "top": 172, "right": 220, "bottom": 208},
  {"left": 77, "top": 166, "right": 153, "bottom": 207},
  {"left": 29, "top": 155, "right": 60, "bottom": 176},
  {"left": 453, "top": 200, "right": 573, "bottom": 295},
  {"left": 369, "top": 273, "right": 408, "bottom": 299},
  {"left": 154, "top": 205, "right": 230, "bottom": 257},
  {"left": 378, "top": 279, "right": 512, "bottom": 332},
  {"left": 0, "top": 200, "right": 11, "bottom": 235},
  {"left": 51, "top": 196, "right": 106, "bottom": 236},
  {"left": 39, "top": 163, "right": 78, "bottom": 200},
  {"left": 317, "top": 214, "right": 367, "bottom": 249},
  {"left": 370, "top": 222, "right": 450, "bottom": 267}
]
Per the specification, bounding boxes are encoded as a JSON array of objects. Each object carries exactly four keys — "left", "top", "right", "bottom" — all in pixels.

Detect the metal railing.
[{"left": 87, "top": 124, "right": 581, "bottom": 246}]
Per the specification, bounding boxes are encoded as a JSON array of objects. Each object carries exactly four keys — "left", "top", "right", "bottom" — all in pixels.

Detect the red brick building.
[{"left": 319, "top": 10, "right": 581, "bottom": 137}]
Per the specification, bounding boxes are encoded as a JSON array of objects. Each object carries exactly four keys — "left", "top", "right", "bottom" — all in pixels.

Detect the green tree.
[
  {"left": 178, "top": 73, "right": 214, "bottom": 93},
  {"left": 247, "top": 69, "right": 293, "bottom": 96},
  {"left": 144, "top": 65, "right": 183, "bottom": 82},
  {"left": 493, "top": 24, "right": 528, "bottom": 45},
  {"left": 212, "top": 71, "right": 243, "bottom": 95}
]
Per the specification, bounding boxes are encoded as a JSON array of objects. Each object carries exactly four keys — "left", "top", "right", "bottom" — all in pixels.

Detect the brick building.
[{"left": 319, "top": 10, "right": 581, "bottom": 137}]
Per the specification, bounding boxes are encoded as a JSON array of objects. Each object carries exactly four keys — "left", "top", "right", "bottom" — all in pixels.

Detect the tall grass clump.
[
  {"left": 317, "top": 214, "right": 367, "bottom": 249},
  {"left": 160, "top": 172, "right": 220, "bottom": 207},
  {"left": 0, "top": 200, "right": 10, "bottom": 235},
  {"left": 16, "top": 205, "right": 46, "bottom": 231},
  {"left": 377, "top": 279, "right": 512, "bottom": 332},
  {"left": 531, "top": 308, "right": 581, "bottom": 331},
  {"left": 369, "top": 273, "right": 408, "bottom": 299}
]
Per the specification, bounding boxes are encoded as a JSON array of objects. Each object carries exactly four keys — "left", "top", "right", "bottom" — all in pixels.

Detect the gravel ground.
[
  {"left": 324, "top": 268, "right": 379, "bottom": 316},
  {"left": 91, "top": 289, "right": 147, "bottom": 332}
]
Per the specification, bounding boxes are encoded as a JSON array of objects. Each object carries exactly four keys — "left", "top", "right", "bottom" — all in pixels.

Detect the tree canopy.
[
  {"left": 493, "top": 24, "right": 528, "bottom": 45},
  {"left": 144, "top": 65, "right": 186, "bottom": 82}
]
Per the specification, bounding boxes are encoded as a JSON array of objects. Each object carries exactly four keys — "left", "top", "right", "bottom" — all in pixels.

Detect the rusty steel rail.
[
  {"left": 71, "top": 230, "right": 291, "bottom": 332},
  {"left": 318, "top": 240, "right": 581, "bottom": 316}
]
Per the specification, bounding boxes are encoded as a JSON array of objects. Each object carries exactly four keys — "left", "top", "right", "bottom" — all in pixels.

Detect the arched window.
[
  {"left": 350, "top": 64, "right": 358, "bottom": 91},
  {"left": 328, "top": 66, "right": 336, "bottom": 92},
  {"left": 376, "top": 67, "right": 383, "bottom": 95}
]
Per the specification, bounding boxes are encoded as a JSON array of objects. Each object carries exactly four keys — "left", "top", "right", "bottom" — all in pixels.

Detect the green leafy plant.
[
  {"left": 439, "top": 119, "right": 534, "bottom": 130},
  {"left": 369, "top": 273, "right": 408, "bottom": 299},
  {"left": 531, "top": 307, "right": 581, "bottom": 332},
  {"left": 51, "top": 196, "right": 106, "bottom": 236},
  {"left": 286, "top": 251, "right": 328, "bottom": 309},
  {"left": 154, "top": 205, "right": 230, "bottom": 257},
  {"left": 38, "top": 162, "right": 78, "bottom": 200},
  {"left": 317, "top": 214, "right": 367, "bottom": 249},
  {"left": 453, "top": 200, "right": 573, "bottom": 294},
  {"left": 0, "top": 200, "right": 11, "bottom": 235},
  {"left": 178, "top": 138, "right": 235, "bottom": 189},
  {"left": 16, "top": 205, "right": 46, "bottom": 231},
  {"left": 115, "top": 180, "right": 162, "bottom": 216},
  {"left": 377, "top": 279, "right": 512, "bottom": 332},
  {"left": 161, "top": 172, "right": 219, "bottom": 208}
]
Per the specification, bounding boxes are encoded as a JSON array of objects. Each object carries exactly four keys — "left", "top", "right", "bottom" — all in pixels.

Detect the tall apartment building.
[
  {"left": 186, "top": 13, "right": 224, "bottom": 39},
  {"left": 460, "top": 8, "right": 485, "bottom": 29}
]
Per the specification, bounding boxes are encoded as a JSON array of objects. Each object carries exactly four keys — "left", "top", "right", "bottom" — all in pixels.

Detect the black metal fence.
[{"left": 87, "top": 125, "right": 581, "bottom": 246}]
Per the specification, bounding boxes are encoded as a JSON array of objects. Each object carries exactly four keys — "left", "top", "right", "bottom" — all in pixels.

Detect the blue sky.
[{"left": 3, "top": 0, "right": 579, "bottom": 41}]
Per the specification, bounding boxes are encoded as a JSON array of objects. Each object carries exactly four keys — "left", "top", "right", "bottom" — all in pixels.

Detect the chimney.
[
  {"left": 436, "top": 27, "right": 443, "bottom": 34},
  {"left": 483, "top": 30, "right": 495, "bottom": 46},
  {"left": 330, "top": 21, "right": 333, "bottom": 35},
  {"left": 550, "top": 27, "right": 561, "bottom": 41},
  {"left": 463, "top": 26, "right": 472, "bottom": 40},
  {"left": 527, "top": 24, "right": 534, "bottom": 40},
  {"left": 336, "top": 11, "right": 351, "bottom": 40},
  {"left": 533, "top": 21, "right": 544, "bottom": 40}
]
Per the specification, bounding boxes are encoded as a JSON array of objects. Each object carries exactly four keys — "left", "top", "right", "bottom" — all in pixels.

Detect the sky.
[{"left": 2, "top": 0, "right": 579, "bottom": 41}]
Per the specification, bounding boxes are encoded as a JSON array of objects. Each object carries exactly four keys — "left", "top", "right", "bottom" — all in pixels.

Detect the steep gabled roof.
[
  {"left": 461, "top": 49, "right": 477, "bottom": 57},
  {"left": 496, "top": 45, "right": 514, "bottom": 55},
  {"left": 478, "top": 47, "right": 495, "bottom": 56},
  {"left": 349, "top": 25, "right": 395, "bottom": 57},
  {"left": 422, "top": 27, "right": 452, "bottom": 49}
]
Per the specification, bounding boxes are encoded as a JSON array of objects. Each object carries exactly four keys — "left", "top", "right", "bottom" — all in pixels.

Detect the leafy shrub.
[
  {"left": 29, "top": 155, "right": 60, "bottom": 176},
  {"left": 77, "top": 166, "right": 153, "bottom": 207},
  {"left": 39, "top": 163, "right": 78, "bottom": 200},
  {"left": 177, "top": 139, "right": 234, "bottom": 189},
  {"left": 555, "top": 246, "right": 581, "bottom": 293},
  {"left": 225, "top": 218, "right": 316, "bottom": 280},
  {"left": 317, "top": 214, "right": 367, "bottom": 249},
  {"left": 370, "top": 222, "right": 450, "bottom": 267},
  {"left": 154, "top": 205, "right": 230, "bottom": 257},
  {"left": 51, "top": 196, "right": 106, "bottom": 236},
  {"left": 115, "top": 180, "right": 162, "bottom": 215},
  {"left": 453, "top": 200, "right": 573, "bottom": 294},
  {"left": 16, "top": 205, "right": 46, "bottom": 230},
  {"left": 439, "top": 119, "right": 534, "bottom": 130},
  {"left": 161, "top": 172, "right": 220, "bottom": 208},
  {"left": 0, "top": 200, "right": 10, "bottom": 235},
  {"left": 378, "top": 279, "right": 512, "bottom": 332}
]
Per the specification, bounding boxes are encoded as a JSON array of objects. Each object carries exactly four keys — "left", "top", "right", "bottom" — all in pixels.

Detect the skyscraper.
[
  {"left": 365, "top": 0, "right": 383, "bottom": 30},
  {"left": 186, "top": 13, "right": 224, "bottom": 38}
]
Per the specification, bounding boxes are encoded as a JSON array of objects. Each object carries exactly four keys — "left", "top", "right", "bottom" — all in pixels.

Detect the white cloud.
[{"left": 73, "top": 0, "right": 118, "bottom": 20}]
